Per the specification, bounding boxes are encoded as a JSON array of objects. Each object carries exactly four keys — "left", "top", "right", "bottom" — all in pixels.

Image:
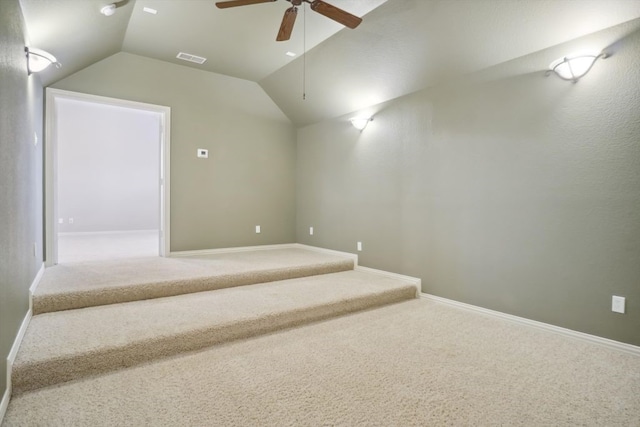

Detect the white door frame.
[{"left": 44, "top": 88, "right": 171, "bottom": 266}]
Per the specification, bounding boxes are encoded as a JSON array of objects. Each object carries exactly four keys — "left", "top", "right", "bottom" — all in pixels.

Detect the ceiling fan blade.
[
  {"left": 309, "top": 0, "right": 362, "bottom": 29},
  {"left": 276, "top": 7, "right": 297, "bottom": 41},
  {"left": 216, "top": 0, "right": 276, "bottom": 9}
]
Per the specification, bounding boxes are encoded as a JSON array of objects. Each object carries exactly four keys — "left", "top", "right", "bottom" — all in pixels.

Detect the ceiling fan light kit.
[
  {"left": 216, "top": 0, "right": 363, "bottom": 41},
  {"left": 100, "top": 4, "right": 117, "bottom": 16}
]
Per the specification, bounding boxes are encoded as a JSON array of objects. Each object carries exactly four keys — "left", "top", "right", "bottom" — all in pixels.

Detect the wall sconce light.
[
  {"left": 548, "top": 52, "right": 606, "bottom": 82},
  {"left": 350, "top": 116, "right": 373, "bottom": 131},
  {"left": 25, "top": 47, "right": 60, "bottom": 74}
]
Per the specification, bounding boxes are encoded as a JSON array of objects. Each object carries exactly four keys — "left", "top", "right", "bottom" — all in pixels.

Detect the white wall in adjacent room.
[{"left": 56, "top": 98, "right": 161, "bottom": 233}]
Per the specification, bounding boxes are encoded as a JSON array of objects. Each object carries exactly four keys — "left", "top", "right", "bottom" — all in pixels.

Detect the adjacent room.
[
  {"left": 1, "top": 0, "right": 639, "bottom": 425},
  {"left": 55, "top": 97, "right": 162, "bottom": 263}
]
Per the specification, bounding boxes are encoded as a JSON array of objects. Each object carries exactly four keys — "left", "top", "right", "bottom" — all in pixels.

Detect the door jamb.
[{"left": 44, "top": 88, "right": 171, "bottom": 266}]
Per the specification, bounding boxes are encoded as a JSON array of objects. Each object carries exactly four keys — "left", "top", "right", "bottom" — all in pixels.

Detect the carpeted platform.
[
  {"left": 8, "top": 245, "right": 638, "bottom": 425},
  {"left": 33, "top": 247, "right": 354, "bottom": 314},
  {"left": 13, "top": 270, "right": 416, "bottom": 394},
  {"left": 5, "top": 299, "right": 640, "bottom": 426}
]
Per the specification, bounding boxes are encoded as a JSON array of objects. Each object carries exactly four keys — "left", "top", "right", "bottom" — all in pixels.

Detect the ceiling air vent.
[{"left": 176, "top": 52, "right": 207, "bottom": 65}]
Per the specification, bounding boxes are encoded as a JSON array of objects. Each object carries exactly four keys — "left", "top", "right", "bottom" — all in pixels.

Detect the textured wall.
[
  {"left": 53, "top": 53, "right": 296, "bottom": 251},
  {"left": 0, "top": 0, "right": 44, "bottom": 399},
  {"left": 296, "top": 29, "right": 640, "bottom": 345},
  {"left": 260, "top": 0, "right": 640, "bottom": 126},
  {"left": 56, "top": 98, "right": 161, "bottom": 233}
]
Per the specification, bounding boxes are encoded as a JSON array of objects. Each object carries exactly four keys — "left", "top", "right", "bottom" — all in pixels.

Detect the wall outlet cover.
[
  {"left": 612, "top": 296, "right": 625, "bottom": 314},
  {"left": 255, "top": 225, "right": 261, "bottom": 234},
  {"left": 309, "top": 226, "right": 314, "bottom": 235},
  {"left": 197, "top": 149, "right": 208, "bottom": 158}
]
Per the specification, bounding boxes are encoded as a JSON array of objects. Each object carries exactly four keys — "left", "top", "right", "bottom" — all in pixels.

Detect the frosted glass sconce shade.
[
  {"left": 25, "top": 47, "right": 59, "bottom": 74},
  {"left": 549, "top": 52, "right": 605, "bottom": 82},
  {"left": 350, "top": 117, "right": 373, "bottom": 131}
]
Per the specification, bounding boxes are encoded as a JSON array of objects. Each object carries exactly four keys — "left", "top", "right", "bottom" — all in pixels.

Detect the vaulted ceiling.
[{"left": 20, "top": 0, "right": 640, "bottom": 126}]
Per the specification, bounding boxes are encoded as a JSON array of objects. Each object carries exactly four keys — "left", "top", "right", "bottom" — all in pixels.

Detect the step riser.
[
  {"left": 14, "top": 286, "right": 415, "bottom": 394},
  {"left": 33, "top": 261, "right": 354, "bottom": 315}
]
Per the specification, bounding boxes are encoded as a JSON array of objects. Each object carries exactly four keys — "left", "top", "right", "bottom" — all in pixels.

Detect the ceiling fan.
[{"left": 215, "top": 0, "right": 363, "bottom": 41}]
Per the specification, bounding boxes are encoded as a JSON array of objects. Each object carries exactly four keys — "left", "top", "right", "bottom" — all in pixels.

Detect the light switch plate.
[{"left": 255, "top": 225, "right": 261, "bottom": 234}]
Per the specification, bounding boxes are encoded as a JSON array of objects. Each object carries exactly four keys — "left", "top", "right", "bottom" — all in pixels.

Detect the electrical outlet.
[
  {"left": 357, "top": 241, "right": 362, "bottom": 252},
  {"left": 33, "top": 242, "right": 37, "bottom": 257},
  {"left": 255, "top": 225, "right": 261, "bottom": 234},
  {"left": 34, "top": 132, "right": 38, "bottom": 146},
  {"left": 69, "top": 217, "right": 74, "bottom": 224},
  {"left": 58, "top": 218, "right": 64, "bottom": 224},
  {"left": 309, "top": 227, "right": 314, "bottom": 236},
  {"left": 197, "top": 149, "right": 208, "bottom": 158},
  {"left": 612, "top": 296, "right": 625, "bottom": 314}
]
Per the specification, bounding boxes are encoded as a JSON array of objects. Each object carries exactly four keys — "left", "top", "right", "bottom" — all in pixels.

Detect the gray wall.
[
  {"left": 56, "top": 98, "right": 160, "bottom": 233},
  {"left": 53, "top": 52, "right": 296, "bottom": 251},
  {"left": 0, "top": 0, "right": 44, "bottom": 399},
  {"left": 296, "top": 29, "right": 640, "bottom": 346}
]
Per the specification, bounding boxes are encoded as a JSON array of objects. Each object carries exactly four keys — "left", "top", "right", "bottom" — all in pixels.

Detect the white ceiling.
[
  {"left": 19, "top": 0, "right": 640, "bottom": 126},
  {"left": 20, "top": 0, "right": 387, "bottom": 85},
  {"left": 260, "top": 0, "right": 640, "bottom": 125},
  {"left": 124, "top": 0, "right": 387, "bottom": 82},
  {"left": 21, "top": 0, "right": 134, "bottom": 86}
]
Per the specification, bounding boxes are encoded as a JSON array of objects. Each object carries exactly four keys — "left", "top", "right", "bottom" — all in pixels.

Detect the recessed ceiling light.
[
  {"left": 285, "top": 51, "right": 296, "bottom": 57},
  {"left": 143, "top": 7, "right": 158, "bottom": 14}
]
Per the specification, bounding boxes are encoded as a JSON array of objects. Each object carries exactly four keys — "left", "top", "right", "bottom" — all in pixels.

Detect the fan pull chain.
[{"left": 303, "top": 2, "right": 306, "bottom": 101}]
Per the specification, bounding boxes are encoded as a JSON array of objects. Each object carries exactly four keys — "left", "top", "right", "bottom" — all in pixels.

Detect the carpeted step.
[
  {"left": 7, "top": 299, "right": 640, "bottom": 426},
  {"left": 13, "top": 269, "right": 417, "bottom": 394},
  {"left": 33, "top": 247, "right": 354, "bottom": 314}
]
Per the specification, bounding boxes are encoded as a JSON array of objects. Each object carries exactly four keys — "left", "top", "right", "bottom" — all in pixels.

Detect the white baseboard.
[
  {"left": 293, "top": 244, "right": 358, "bottom": 266},
  {"left": 28, "top": 263, "right": 45, "bottom": 312},
  {"left": 355, "top": 265, "right": 421, "bottom": 296},
  {"left": 0, "top": 387, "right": 9, "bottom": 427},
  {"left": 6, "top": 307, "right": 32, "bottom": 381},
  {"left": 1, "top": 263, "right": 44, "bottom": 424},
  {"left": 58, "top": 229, "right": 158, "bottom": 237},
  {"left": 421, "top": 293, "right": 640, "bottom": 356}
]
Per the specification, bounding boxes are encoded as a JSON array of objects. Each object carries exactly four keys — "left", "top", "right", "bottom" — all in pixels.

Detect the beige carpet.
[
  {"left": 57, "top": 230, "right": 159, "bottom": 264},
  {"left": 13, "top": 270, "right": 416, "bottom": 394},
  {"left": 34, "top": 248, "right": 354, "bottom": 314},
  {"left": 5, "top": 298, "right": 639, "bottom": 426}
]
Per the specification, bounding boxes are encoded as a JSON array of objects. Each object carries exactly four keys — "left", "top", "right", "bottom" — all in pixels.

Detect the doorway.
[{"left": 45, "top": 89, "right": 171, "bottom": 265}]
